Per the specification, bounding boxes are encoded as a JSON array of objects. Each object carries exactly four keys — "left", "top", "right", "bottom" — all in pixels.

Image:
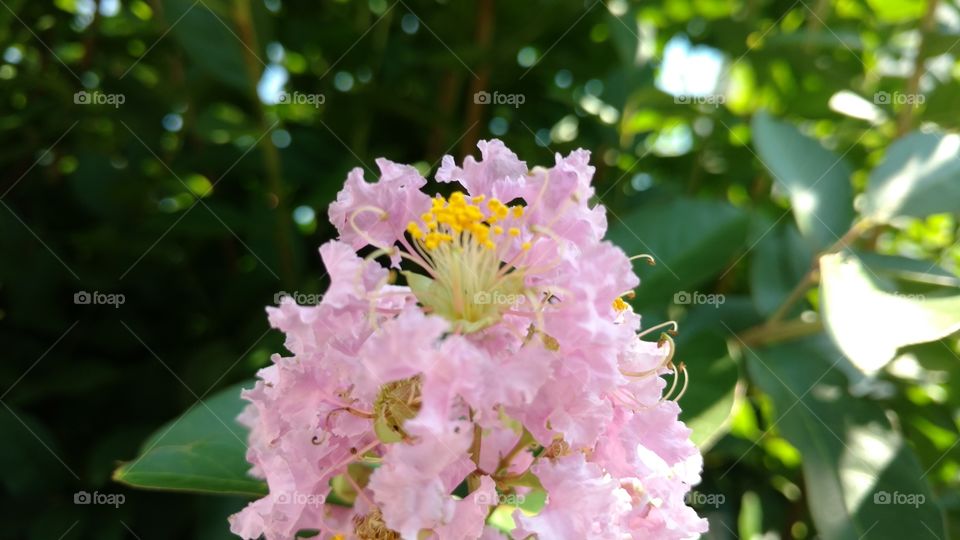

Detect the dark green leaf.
[
  {"left": 751, "top": 111, "right": 855, "bottom": 250},
  {"left": 750, "top": 221, "right": 813, "bottom": 316},
  {"left": 168, "top": 0, "right": 253, "bottom": 92},
  {"left": 852, "top": 251, "right": 960, "bottom": 288},
  {"left": 113, "top": 382, "right": 265, "bottom": 496},
  {"left": 676, "top": 332, "right": 740, "bottom": 450},
  {"left": 608, "top": 197, "right": 749, "bottom": 308},
  {"left": 745, "top": 336, "right": 945, "bottom": 540}
]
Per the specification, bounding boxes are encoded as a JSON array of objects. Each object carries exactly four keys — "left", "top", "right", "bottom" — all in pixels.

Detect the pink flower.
[
  {"left": 515, "top": 454, "right": 631, "bottom": 538},
  {"left": 328, "top": 160, "right": 433, "bottom": 267},
  {"left": 231, "top": 140, "right": 707, "bottom": 539}
]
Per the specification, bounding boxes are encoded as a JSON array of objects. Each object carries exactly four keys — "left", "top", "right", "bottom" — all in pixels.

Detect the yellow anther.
[
  {"left": 407, "top": 222, "right": 424, "bottom": 240},
  {"left": 408, "top": 189, "right": 533, "bottom": 261},
  {"left": 613, "top": 297, "right": 629, "bottom": 312}
]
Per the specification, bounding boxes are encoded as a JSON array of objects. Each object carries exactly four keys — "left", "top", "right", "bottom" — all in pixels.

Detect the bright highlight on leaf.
[
  {"left": 863, "top": 132, "right": 960, "bottom": 223},
  {"left": 820, "top": 252, "right": 960, "bottom": 375}
]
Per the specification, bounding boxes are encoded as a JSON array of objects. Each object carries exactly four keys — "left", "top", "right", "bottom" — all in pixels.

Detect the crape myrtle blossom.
[{"left": 229, "top": 140, "right": 708, "bottom": 540}]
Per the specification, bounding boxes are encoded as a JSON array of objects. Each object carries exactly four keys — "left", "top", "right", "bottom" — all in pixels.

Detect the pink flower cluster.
[{"left": 230, "top": 140, "right": 708, "bottom": 539}]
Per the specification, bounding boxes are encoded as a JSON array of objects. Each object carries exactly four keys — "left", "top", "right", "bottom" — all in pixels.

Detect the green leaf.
[
  {"left": 676, "top": 332, "right": 740, "bottom": 450},
  {"left": 738, "top": 491, "right": 763, "bottom": 539},
  {"left": 745, "top": 336, "right": 945, "bottom": 540},
  {"left": 865, "top": 0, "right": 925, "bottom": 23},
  {"left": 766, "top": 30, "right": 863, "bottom": 50},
  {"left": 113, "top": 382, "right": 266, "bottom": 496},
  {"left": 863, "top": 132, "right": 960, "bottom": 223},
  {"left": 749, "top": 221, "right": 813, "bottom": 316},
  {"left": 608, "top": 197, "right": 749, "bottom": 308},
  {"left": 751, "top": 111, "right": 855, "bottom": 250},
  {"left": 852, "top": 251, "right": 960, "bottom": 288},
  {"left": 167, "top": 0, "right": 253, "bottom": 92},
  {"left": 607, "top": 8, "right": 642, "bottom": 67},
  {"left": 820, "top": 252, "right": 960, "bottom": 374}
]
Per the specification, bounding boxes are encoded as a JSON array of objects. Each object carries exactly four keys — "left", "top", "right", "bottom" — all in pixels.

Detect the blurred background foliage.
[{"left": 2, "top": 0, "right": 960, "bottom": 538}]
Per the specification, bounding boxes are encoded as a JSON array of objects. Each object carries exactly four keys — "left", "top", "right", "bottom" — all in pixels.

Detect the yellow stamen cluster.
[
  {"left": 405, "top": 191, "right": 527, "bottom": 251},
  {"left": 613, "top": 297, "right": 630, "bottom": 312},
  {"left": 399, "top": 191, "right": 535, "bottom": 333}
]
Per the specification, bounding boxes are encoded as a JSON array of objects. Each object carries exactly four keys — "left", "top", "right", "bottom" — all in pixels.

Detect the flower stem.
[
  {"left": 767, "top": 219, "right": 872, "bottom": 325},
  {"left": 739, "top": 318, "right": 824, "bottom": 348},
  {"left": 494, "top": 428, "right": 535, "bottom": 477}
]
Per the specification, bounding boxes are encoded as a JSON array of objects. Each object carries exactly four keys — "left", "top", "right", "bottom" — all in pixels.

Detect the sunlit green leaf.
[
  {"left": 820, "top": 252, "right": 960, "bottom": 374},
  {"left": 865, "top": 0, "right": 925, "bottom": 23},
  {"left": 751, "top": 111, "right": 854, "bottom": 250},
  {"left": 863, "top": 132, "right": 960, "bottom": 223}
]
